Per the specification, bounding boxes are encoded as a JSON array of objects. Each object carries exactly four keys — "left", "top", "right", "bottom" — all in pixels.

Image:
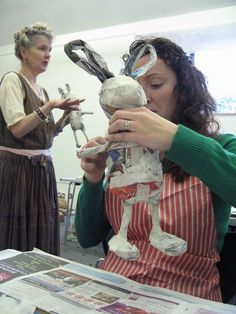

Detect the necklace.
[{"left": 19, "top": 71, "right": 45, "bottom": 102}]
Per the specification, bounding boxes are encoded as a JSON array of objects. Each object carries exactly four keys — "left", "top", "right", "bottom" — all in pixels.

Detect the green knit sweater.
[{"left": 75, "top": 124, "right": 236, "bottom": 253}]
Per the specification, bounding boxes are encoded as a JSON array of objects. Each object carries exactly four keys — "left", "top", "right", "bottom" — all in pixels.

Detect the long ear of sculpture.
[
  {"left": 64, "top": 39, "right": 157, "bottom": 82},
  {"left": 58, "top": 87, "right": 66, "bottom": 98},
  {"left": 64, "top": 39, "right": 114, "bottom": 83},
  {"left": 64, "top": 39, "right": 157, "bottom": 157},
  {"left": 122, "top": 43, "right": 157, "bottom": 79}
]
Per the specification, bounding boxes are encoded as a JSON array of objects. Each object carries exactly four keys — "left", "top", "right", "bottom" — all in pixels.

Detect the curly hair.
[
  {"left": 126, "top": 37, "right": 220, "bottom": 182},
  {"left": 14, "top": 22, "right": 53, "bottom": 60}
]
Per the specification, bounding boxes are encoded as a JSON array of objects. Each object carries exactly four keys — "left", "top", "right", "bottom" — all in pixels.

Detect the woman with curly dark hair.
[
  {"left": 75, "top": 37, "right": 236, "bottom": 301},
  {"left": 123, "top": 38, "right": 220, "bottom": 182}
]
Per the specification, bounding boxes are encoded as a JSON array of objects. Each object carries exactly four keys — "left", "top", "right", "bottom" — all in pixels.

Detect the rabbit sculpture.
[
  {"left": 64, "top": 40, "right": 187, "bottom": 260},
  {"left": 58, "top": 83, "right": 93, "bottom": 148}
]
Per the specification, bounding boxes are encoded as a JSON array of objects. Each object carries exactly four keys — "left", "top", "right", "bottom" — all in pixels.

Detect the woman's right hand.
[
  {"left": 43, "top": 98, "right": 85, "bottom": 115},
  {"left": 81, "top": 137, "right": 107, "bottom": 183}
]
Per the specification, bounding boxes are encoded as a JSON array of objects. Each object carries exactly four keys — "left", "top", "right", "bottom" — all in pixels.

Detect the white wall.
[
  {"left": 216, "top": 115, "right": 236, "bottom": 135},
  {"left": 0, "top": 6, "right": 236, "bottom": 196}
]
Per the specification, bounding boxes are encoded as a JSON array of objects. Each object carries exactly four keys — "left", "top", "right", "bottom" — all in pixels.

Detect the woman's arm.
[
  {"left": 107, "top": 108, "right": 236, "bottom": 207},
  {"left": 75, "top": 176, "right": 111, "bottom": 247},
  {"left": 75, "top": 136, "right": 110, "bottom": 247},
  {"left": 9, "top": 99, "right": 83, "bottom": 139},
  {"left": 53, "top": 111, "right": 70, "bottom": 136},
  {"left": 0, "top": 73, "right": 83, "bottom": 139},
  {"left": 166, "top": 124, "right": 236, "bottom": 207}
]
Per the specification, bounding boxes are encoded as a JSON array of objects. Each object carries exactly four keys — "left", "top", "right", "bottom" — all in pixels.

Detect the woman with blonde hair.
[{"left": 0, "top": 23, "right": 84, "bottom": 255}]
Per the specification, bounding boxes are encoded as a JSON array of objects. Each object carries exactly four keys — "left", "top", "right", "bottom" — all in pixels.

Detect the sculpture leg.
[
  {"left": 73, "top": 130, "right": 81, "bottom": 148},
  {"left": 81, "top": 129, "right": 89, "bottom": 142},
  {"left": 108, "top": 201, "right": 140, "bottom": 260},
  {"left": 149, "top": 200, "right": 187, "bottom": 256}
]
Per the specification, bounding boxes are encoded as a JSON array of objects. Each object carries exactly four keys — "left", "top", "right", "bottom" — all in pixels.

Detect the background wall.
[{"left": 0, "top": 6, "right": 236, "bottom": 194}]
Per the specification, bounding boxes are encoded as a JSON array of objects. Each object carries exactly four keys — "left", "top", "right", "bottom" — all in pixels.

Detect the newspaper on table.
[{"left": 0, "top": 249, "right": 235, "bottom": 314}]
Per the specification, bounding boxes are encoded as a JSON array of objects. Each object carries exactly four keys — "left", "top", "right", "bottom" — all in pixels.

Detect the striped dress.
[{"left": 101, "top": 174, "right": 222, "bottom": 301}]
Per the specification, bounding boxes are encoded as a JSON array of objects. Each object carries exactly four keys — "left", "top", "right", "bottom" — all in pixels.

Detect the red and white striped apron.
[{"left": 102, "top": 174, "right": 222, "bottom": 301}]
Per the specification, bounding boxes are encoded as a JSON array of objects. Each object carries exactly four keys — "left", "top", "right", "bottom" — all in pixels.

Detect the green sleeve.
[
  {"left": 166, "top": 124, "right": 236, "bottom": 207},
  {"left": 166, "top": 125, "right": 236, "bottom": 252},
  {"left": 74, "top": 176, "right": 111, "bottom": 248}
]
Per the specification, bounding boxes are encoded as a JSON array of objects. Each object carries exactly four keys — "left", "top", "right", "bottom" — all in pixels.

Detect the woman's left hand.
[{"left": 107, "top": 107, "right": 178, "bottom": 153}]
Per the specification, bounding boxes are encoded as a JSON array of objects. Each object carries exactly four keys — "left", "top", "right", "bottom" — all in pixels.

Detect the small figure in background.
[{"left": 58, "top": 84, "right": 93, "bottom": 147}]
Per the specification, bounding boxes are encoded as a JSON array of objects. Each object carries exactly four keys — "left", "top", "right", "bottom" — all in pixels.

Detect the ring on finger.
[{"left": 124, "top": 119, "right": 131, "bottom": 131}]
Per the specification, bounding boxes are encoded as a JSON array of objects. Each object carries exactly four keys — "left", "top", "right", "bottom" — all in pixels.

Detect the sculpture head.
[
  {"left": 99, "top": 75, "right": 146, "bottom": 118},
  {"left": 64, "top": 39, "right": 156, "bottom": 119}
]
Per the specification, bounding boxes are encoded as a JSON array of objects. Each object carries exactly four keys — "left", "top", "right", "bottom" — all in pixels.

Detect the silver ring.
[{"left": 124, "top": 119, "right": 130, "bottom": 131}]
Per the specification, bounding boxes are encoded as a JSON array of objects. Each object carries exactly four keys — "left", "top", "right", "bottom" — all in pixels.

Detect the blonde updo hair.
[{"left": 14, "top": 22, "right": 53, "bottom": 60}]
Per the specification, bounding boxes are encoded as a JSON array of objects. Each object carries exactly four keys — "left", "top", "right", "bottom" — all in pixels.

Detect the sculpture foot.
[
  {"left": 149, "top": 231, "right": 187, "bottom": 256},
  {"left": 108, "top": 235, "right": 140, "bottom": 260}
]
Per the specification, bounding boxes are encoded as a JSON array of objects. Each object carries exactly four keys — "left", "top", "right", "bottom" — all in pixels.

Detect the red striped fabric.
[{"left": 102, "top": 174, "right": 221, "bottom": 301}]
